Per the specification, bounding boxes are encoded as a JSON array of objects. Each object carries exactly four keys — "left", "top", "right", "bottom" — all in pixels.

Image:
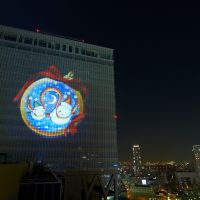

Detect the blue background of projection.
[{"left": 23, "top": 78, "right": 79, "bottom": 134}]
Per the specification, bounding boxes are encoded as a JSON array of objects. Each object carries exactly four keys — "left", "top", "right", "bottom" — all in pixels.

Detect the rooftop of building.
[{"left": 0, "top": 24, "right": 114, "bottom": 62}]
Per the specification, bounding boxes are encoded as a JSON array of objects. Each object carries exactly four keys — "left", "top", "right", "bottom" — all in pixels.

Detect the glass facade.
[{"left": 0, "top": 25, "right": 118, "bottom": 171}]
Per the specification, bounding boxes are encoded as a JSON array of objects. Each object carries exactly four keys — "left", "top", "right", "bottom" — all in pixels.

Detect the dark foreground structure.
[
  {"left": 0, "top": 163, "right": 118, "bottom": 199},
  {"left": 0, "top": 25, "right": 118, "bottom": 199},
  {"left": 18, "top": 169, "right": 118, "bottom": 200}
]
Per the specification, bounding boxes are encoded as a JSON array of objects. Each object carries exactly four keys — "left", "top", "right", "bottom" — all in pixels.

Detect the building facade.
[
  {"left": 132, "top": 145, "right": 141, "bottom": 175},
  {"left": 0, "top": 25, "right": 118, "bottom": 171}
]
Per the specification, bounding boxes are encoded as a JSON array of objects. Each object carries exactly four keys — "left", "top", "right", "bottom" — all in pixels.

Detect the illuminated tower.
[
  {"left": 192, "top": 145, "right": 200, "bottom": 177},
  {"left": 132, "top": 145, "right": 141, "bottom": 176},
  {"left": 0, "top": 25, "right": 118, "bottom": 171}
]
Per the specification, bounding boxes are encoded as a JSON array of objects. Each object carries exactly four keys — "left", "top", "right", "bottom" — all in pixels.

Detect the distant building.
[
  {"left": 192, "top": 145, "right": 200, "bottom": 177},
  {"left": 119, "top": 161, "right": 132, "bottom": 175},
  {"left": 175, "top": 161, "right": 194, "bottom": 172},
  {"left": 175, "top": 172, "right": 200, "bottom": 189},
  {"left": 132, "top": 145, "right": 141, "bottom": 175}
]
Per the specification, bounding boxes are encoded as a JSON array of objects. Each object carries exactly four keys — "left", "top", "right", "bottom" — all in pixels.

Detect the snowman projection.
[
  {"left": 28, "top": 97, "right": 45, "bottom": 120},
  {"left": 14, "top": 65, "right": 86, "bottom": 137}
]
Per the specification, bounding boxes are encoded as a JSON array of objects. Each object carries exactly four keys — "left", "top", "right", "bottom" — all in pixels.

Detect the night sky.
[{"left": 1, "top": 3, "right": 200, "bottom": 162}]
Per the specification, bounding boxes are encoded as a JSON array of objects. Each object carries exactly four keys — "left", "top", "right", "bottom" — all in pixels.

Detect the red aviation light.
[
  {"left": 113, "top": 115, "right": 118, "bottom": 120},
  {"left": 36, "top": 28, "right": 40, "bottom": 33}
]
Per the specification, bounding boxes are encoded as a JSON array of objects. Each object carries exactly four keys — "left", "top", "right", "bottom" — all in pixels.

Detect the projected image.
[{"left": 14, "top": 65, "right": 86, "bottom": 137}]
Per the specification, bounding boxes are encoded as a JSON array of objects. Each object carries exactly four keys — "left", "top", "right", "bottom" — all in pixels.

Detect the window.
[
  {"left": 107, "top": 55, "right": 111, "bottom": 60},
  {"left": 100, "top": 53, "right": 111, "bottom": 60},
  {"left": 85, "top": 50, "right": 97, "bottom": 57},
  {"left": 48, "top": 42, "right": 51, "bottom": 48},
  {"left": 62, "top": 45, "right": 66, "bottom": 51},
  {"left": 55, "top": 43, "right": 60, "bottom": 50},
  {"left": 39, "top": 40, "right": 46, "bottom": 47},
  {"left": 24, "top": 37, "right": 32, "bottom": 44},
  {"left": 69, "top": 46, "right": 73, "bottom": 52},
  {"left": 4, "top": 34, "right": 17, "bottom": 42},
  {"left": 34, "top": 39, "right": 37, "bottom": 45},
  {"left": 75, "top": 47, "right": 79, "bottom": 54},
  {"left": 81, "top": 49, "right": 85, "bottom": 55},
  {"left": 86, "top": 50, "right": 90, "bottom": 56}
]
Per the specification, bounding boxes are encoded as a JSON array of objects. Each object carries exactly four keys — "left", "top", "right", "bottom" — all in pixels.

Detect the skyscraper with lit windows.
[
  {"left": 132, "top": 145, "right": 141, "bottom": 175},
  {"left": 192, "top": 145, "right": 200, "bottom": 177}
]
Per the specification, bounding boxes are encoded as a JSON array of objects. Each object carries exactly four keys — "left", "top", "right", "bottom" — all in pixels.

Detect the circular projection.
[{"left": 20, "top": 78, "right": 83, "bottom": 137}]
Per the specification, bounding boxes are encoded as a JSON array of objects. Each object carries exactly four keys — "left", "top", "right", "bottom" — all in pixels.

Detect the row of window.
[
  {"left": 0, "top": 32, "right": 113, "bottom": 60},
  {"left": 1, "top": 40, "right": 114, "bottom": 67}
]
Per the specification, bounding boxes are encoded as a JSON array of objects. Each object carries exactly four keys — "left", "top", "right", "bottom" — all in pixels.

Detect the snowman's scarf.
[{"left": 13, "top": 65, "right": 87, "bottom": 135}]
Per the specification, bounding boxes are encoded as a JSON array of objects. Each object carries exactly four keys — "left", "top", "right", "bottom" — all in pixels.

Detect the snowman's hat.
[{"left": 34, "top": 98, "right": 42, "bottom": 107}]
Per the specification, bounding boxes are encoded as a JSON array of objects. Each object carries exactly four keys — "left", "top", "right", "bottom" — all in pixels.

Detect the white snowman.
[
  {"left": 29, "top": 97, "right": 45, "bottom": 120},
  {"left": 50, "top": 102, "right": 72, "bottom": 125}
]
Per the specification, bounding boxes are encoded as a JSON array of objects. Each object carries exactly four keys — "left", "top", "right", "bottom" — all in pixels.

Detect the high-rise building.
[
  {"left": 0, "top": 25, "right": 118, "bottom": 171},
  {"left": 132, "top": 145, "right": 141, "bottom": 175},
  {"left": 192, "top": 145, "right": 200, "bottom": 177}
]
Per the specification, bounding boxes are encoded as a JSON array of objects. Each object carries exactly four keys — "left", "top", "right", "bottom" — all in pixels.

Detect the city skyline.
[{"left": 1, "top": 4, "right": 200, "bottom": 162}]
